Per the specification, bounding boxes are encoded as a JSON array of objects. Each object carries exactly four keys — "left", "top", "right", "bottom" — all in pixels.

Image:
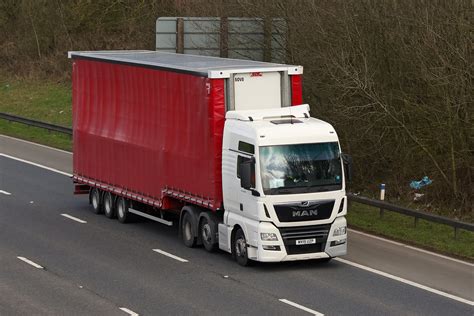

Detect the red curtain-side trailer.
[{"left": 70, "top": 51, "right": 303, "bottom": 212}]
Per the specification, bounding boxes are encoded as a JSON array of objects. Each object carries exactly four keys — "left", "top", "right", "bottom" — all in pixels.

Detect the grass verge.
[
  {"left": 0, "top": 78, "right": 72, "bottom": 150},
  {"left": 347, "top": 202, "right": 474, "bottom": 260},
  {"left": 0, "top": 79, "right": 71, "bottom": 125},
  {"left": 0, "top": 120, "right": 72, "bottom": 151}
]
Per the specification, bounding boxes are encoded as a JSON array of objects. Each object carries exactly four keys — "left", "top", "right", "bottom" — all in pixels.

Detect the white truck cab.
[{"left": 218, "top": 104, "right": 349, "bottom": 265}]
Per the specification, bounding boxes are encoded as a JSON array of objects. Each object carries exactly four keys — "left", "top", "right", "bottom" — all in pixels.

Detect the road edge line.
[
  {"left": 0, "top": 134, "right": 72, "bottom": 154},
  {"left": 0, "top": 153, "right": 72, "bottom": 177},
  {"left": 349, "top": 228, "right": 474, "bottom": 267},
  {"left": 335, "top": 257, "right": 474, "bottom": 306}
]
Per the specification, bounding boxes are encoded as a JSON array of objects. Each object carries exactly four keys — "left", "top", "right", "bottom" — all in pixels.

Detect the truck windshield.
[{"left": 259, "top": 142, "right": 342, "bottom": 195}]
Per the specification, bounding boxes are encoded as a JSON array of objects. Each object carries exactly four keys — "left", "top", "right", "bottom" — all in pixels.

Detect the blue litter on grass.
[{"left": 410, "top": 176, "right": 432, "bottom": 190}]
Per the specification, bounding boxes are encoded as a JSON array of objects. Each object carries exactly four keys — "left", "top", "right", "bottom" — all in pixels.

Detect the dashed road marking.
[
  {"left": 119, "top": 307, "right": 139, "bottom": 316},
  {"left": 61, "top": 213, "right": 87, "bottom": 224},
  {"left": 0, "top": 190, "right": 11, "bottom": 195},
  {"left": 336, "top": 257, "right": 474, "bottom": 306},
  {"left": 152, "top": 249, "right": 188, "bottom": 263},
  {"left": 279, "top": 299, "right": 324, "bottom": 315},
  {"left": 17, "top": 256, "right": 44, "bottom": 269}
]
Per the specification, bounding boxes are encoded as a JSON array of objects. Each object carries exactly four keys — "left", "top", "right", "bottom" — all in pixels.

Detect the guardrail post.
[
  {"left": 414, "top": 217, "right": 418, "bottom": 228},
  {"left": 454, "top": 227, "right": 458, "bottom": 239},
  {"left": 379, "top": 183, "right": 385, "bottom": 218}
]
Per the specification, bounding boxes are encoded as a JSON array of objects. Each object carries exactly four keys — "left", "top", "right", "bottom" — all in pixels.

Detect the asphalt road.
[{"left": 1, "top": 135, "right": 473, "bottom": 315}]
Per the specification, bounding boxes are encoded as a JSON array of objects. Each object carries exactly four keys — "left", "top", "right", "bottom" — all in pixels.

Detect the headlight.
[
  {"left": 260, "top": 232, "right": 278, "bottom": 241},
  {"left": 333, "top": 226, "right": 347, "bottom": 236}
]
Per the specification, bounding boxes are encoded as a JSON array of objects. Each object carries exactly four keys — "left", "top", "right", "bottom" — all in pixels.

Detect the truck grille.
[
  {"left": 278, "top": 224, "right": 330, "bottom": 255},
  {"left": 273, "top": 200, "right": 335, "bottom": 222}
]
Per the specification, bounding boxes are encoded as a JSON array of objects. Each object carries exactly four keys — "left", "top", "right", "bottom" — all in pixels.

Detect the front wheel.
[{"left": 233, "top": 228, "right": 251, "bottom": 266}]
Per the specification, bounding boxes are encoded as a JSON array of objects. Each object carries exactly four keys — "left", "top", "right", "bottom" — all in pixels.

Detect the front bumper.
[{"left": 254, "top": 217, "right": 347, "bottom": 262}]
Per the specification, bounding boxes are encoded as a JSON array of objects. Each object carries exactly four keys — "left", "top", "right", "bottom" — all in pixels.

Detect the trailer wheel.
[
  {"left": 103, "top": 192, "right": 115, "bottom": 219},
  {"left": 181, "top": 212, "right": 197, "bottom": 248},
  {"left": 200, "top": 214, "right": 218, "bottom": 252},
  {"left": 233, "top": 228, "right": 251, "bottom": 266},
  {"left": 90, "top": 188, "right": 103, "bottom": 214},
  {"left": 116, "top": 197, "right": 130, "bottom": 223}
]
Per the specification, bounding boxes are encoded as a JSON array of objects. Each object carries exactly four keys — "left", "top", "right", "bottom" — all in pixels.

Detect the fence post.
[
  {"left": 379, "top": 183, "right": 385, "bottom": 218},
  {"left": 176, "top": 18, "right": 184, "bottom": 54}
]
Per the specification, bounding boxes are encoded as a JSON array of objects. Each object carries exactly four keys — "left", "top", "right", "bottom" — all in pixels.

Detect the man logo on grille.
[{"left": 292, "top": 209, "right": 318, "bottom": 217}]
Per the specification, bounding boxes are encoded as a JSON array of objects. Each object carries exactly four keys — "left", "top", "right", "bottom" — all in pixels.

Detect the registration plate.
[{"left": 296, "top": 238, "right": 316, "bottom": 245}]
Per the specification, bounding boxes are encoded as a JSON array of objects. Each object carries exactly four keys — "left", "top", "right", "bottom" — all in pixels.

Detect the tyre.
[
  {"left": 116, "top": 197, "right": 131, "bottom": 223},
  {"left": 233, "top": 228, "right": 251, "bottom": 266},
  {"left": 181, "top": 211, "right": 197, "bottom": 248},
  {"left": 103, "top": 192, "right": 115, "bottom": 219},
  {"left": 90, "top": 188, "right": 103, "bottom": 214},
  {"left": 200, "top": 214, "right": 218, "bottom": 252}
]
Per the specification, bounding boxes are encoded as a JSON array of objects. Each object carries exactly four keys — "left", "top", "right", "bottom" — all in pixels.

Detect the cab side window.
[{"left": 236, "top": 141, "right": 254, "bottom": 179}]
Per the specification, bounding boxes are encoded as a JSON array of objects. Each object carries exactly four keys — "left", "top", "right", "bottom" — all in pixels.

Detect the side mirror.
[
  {"left": 342, "top": 154, "right": 353, "bottom": 183},
  {"left": 240, "top": 158, "right": 255, "bottom": 190}
]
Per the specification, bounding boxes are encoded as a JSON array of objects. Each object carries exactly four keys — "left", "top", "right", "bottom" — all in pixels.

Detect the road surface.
[{"left": 1, "top": 135, "right": 473, "bottom": 315}]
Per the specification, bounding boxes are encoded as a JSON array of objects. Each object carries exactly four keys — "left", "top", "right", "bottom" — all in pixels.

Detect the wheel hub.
[
  {"left": 202, "top": 223, "right": 211, "bottom": 242},
  {"left": 118, "top": 202, "right": 124, "bottom": 217},
  {"left": 184, "top": 221, "right": 192, "bottom": 240},
  {"left": 235, "top": 238, "right": 246, "bottom": 257}
]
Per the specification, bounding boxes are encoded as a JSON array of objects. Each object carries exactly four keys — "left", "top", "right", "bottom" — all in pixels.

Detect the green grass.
[
  {"left": 0, "top": 79, "right": 71, "bottom": 126},
  {"left": 0, "top": 120, "right": 72, "bottom": 151},
  {"left": 347, "top": 202, "right": 474, "bottom": 260},
  {"left": 0, "top": 79, "right": 72, "bottom": 150}
]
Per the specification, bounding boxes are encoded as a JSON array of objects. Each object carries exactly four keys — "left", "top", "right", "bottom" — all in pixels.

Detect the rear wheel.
[
  {"left": 233, "top": 228, "right": 251, "bottom": 266},
  {"left": 181, "top": 212, "right": 197, "bottom": 248},
  {"left": 90, "top": 188, "right": 103, "bottom": 214},
  {"left": 103, "top": 192, "right": 115, "bottom": 218},
  {"left": 116, "top": 197, "right": 131, "bottom": 223},
  {"left": 200, "top": 215, "right": 218, "bottom": 252}
]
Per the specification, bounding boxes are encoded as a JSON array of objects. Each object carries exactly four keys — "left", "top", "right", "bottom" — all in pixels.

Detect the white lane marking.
[
  {"left": 61, "top": 213, "right": 87, "bottom": 224},
  {"left": 349, "top": 228, "right": 474, "bottom": 267},
  {"left": 336, "top": 258, "right": 474, "bottom": 306},
  {"left": 17, "top": 256, "right": 44, "bottom": 269},
  {"left": 0, "top": 153, "right": 72, "bottom": 177},
  {"left": 119, "top": 307, "right": 139, "bottom": 316},
  {"left": 279, "top": 299, "right": 324, "bottom": 315},
  {"left": 0, "top": 190, "right": 12, "bottom": 195},
  {"left": 152, "top": 249, "right": 188, "bottom": 263},
  {"left": 0, "top": 135, "right": 72, "bottom": 155}
]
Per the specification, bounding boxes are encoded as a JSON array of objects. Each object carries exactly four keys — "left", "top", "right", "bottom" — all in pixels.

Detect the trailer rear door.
[{"left": 230, "top": 71, "right": 289, "bottom": 111}]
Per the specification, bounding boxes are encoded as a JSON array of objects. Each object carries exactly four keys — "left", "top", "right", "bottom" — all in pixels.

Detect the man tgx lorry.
[{"left": 69, "top": 50, "right": 351, "bottom": 266}]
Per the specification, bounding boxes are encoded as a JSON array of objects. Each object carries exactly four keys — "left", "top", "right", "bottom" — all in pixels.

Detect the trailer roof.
[{"left": 68, "top": 50, "right": 302, "bottom": 78}]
